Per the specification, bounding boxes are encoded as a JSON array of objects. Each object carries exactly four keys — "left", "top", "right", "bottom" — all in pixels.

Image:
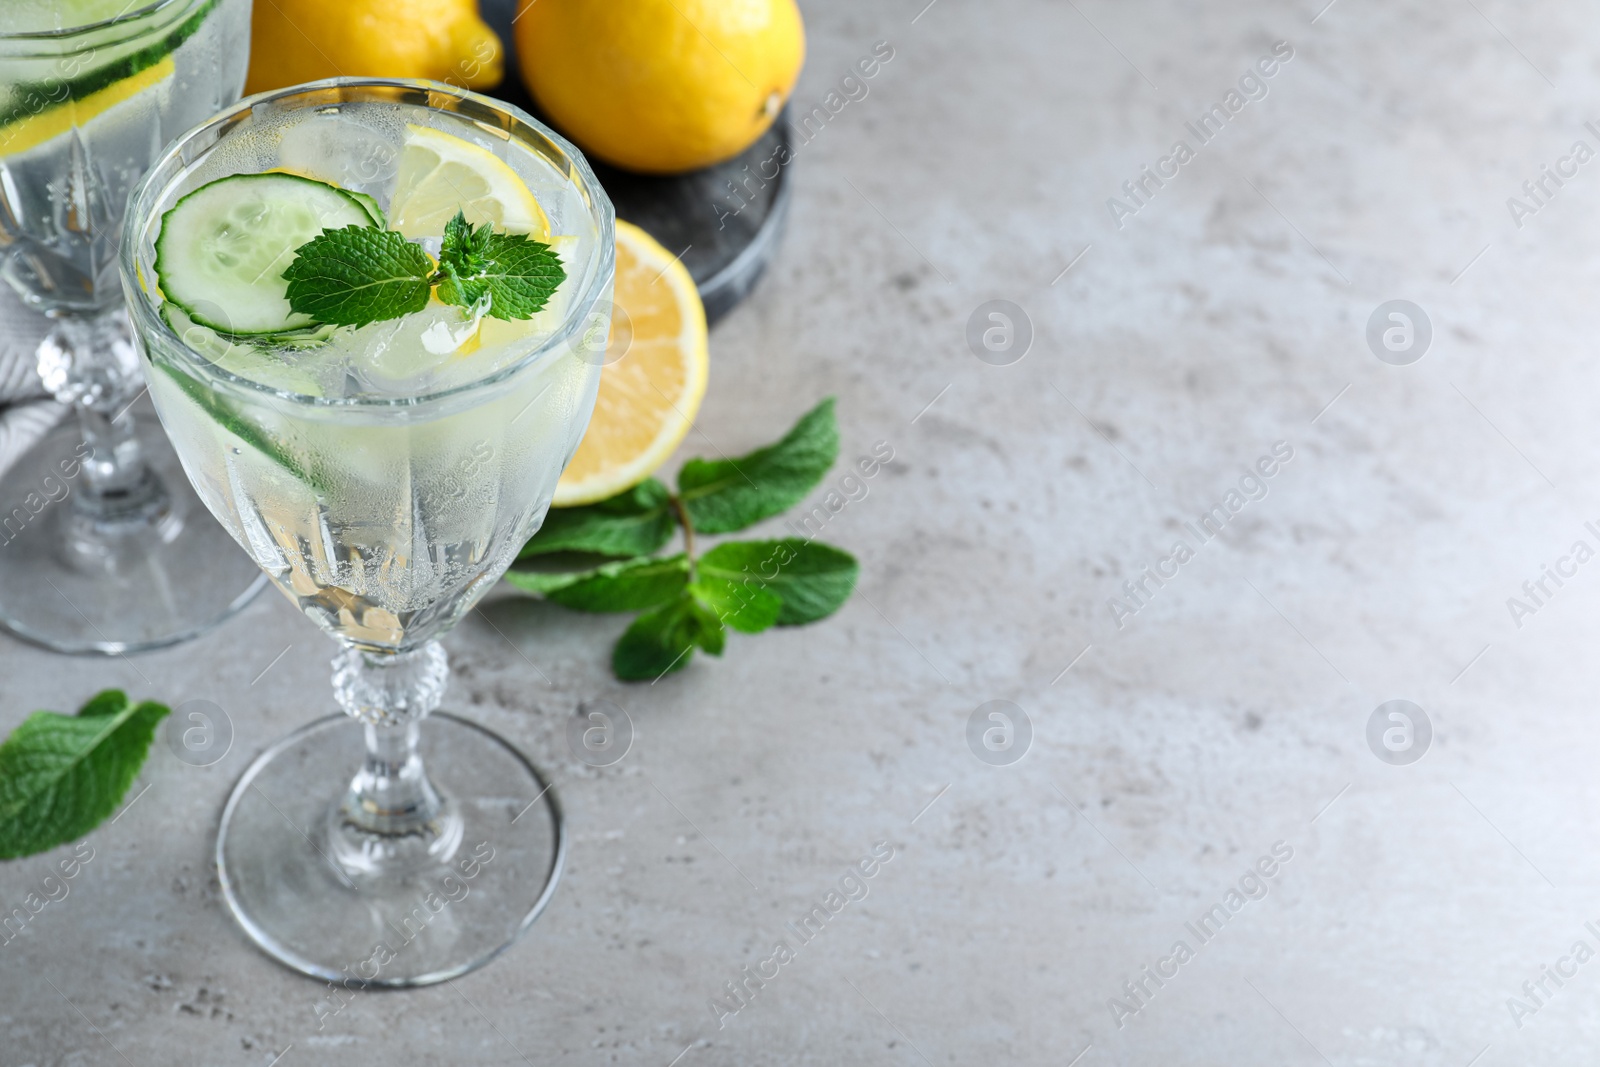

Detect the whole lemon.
[
  {"left": 245, "top": 0, "right": 504, "bottom": 97},
  {"left": 515, "top": 0, "right": 805, "bottom": 175}
]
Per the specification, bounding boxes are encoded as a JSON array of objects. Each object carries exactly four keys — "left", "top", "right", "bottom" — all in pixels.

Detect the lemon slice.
[
  {"left": 552, "top": 221, "right": 708, "bottom": 506},
  {"left": 388, "top": 124, "right": 549, "bottom": 239}
]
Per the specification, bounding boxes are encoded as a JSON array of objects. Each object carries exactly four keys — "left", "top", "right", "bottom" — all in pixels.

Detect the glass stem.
[
  {"left": 39, "top": 308, "right": 166, "bottom": 524},
  {"left": 328, "top": 641, "right": 463, "bottom": 876},
  {"left": 75, "top": 393, "right": 159, "bottom": 511}
]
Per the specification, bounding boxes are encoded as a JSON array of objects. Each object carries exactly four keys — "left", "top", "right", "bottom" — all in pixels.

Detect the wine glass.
[
  {"left": 120, "top": 78, "right": 615, "bottom": 984},
  {"left": 0, "top": 0, "right": 265, "bottom": 652}
]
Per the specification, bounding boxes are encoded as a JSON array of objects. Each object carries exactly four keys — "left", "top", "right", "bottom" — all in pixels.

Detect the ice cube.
[{"left": 276, "top": 114, "right": 401, "bottom": 202}]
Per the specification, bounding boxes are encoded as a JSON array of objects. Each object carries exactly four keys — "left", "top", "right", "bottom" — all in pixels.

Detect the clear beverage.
[
  {"left": 127, "top": 90, "right": 610, "bottom": 651},
  {"left": 1, "top": 0, "right": 252, "bottom": 312}
]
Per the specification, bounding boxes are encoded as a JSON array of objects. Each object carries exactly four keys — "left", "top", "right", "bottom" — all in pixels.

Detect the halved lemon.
[
  {"left": 388, "top": 124, "right": 549, "bottom": 239},
  {"left": 552, "top": 220, "right": 708, "bottom": 506}
]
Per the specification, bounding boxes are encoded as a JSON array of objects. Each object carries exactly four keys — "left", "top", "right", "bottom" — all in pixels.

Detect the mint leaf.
[
  {"left": 76, "top": 690, "right": 130, "bottom": 717},
  {"left": 0, "top": 691, "right": 170, "bottom": 860},
  {"left": 519, "top": 479, "right": 675, "bottom": 559},
  {"left": 701, "top": 539, "right": 859, "bottom": 625},
  {"left": 500, "top": 568, "right": 588, "bottom": 596},
  {"left": 284, "top": 225, "right": 434, "bottom": 327},
  {"left": 436, "top": 214, "right": 565, "bottom": 321},
  {"left": 435, "top": 211, "right": 490, "bottom": 310},
  {"left": 441, "top": 211, "right": 489, "bottom": 267},
  {"left": 612, "top": 593, "right": 725, "bottom": 680},
  {"left": 505, "top": 554, "right": 689, "bottom": 612},
  {"left": 690, "top": 575, "right": 782, "bottom": 634},
  {"left": 679, "top": 398, "right": 839, "bottom": 534},
  {"left": 693, "top": 601, "right": 727, "bottom": 655},
  {"left": 613, "top": 607, "right": 693, "bottom": 680}
]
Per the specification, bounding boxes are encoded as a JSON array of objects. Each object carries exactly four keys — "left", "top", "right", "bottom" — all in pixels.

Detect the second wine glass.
[{"left": 0, "top": 0, "right": 265, "bottom": 652}]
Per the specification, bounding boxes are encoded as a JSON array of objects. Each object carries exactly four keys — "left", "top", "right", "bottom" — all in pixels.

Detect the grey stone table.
[{"left": 4, "top": 0, "right": 1600, "bottom": 1063}]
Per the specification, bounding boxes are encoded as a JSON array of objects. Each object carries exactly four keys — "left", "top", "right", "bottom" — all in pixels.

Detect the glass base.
[
  {"left": 0, "top": 411, "right": 266, "bottom": 653},
  {"left": 217, "top": 712, "right": 566, "bottom": 987}
]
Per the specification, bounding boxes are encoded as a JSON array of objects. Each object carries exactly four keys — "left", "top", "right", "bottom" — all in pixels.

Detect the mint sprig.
[
  {"left": 506, "top": 399, "right": 859, "bottom": 681},
  {"left": 284, "top": 212, "right": 565, "bottom": 328},
  {"left": 0, "top": 691, "right": 170, "bottom": 860},
  {"left": 436, "top": 213, "right": 565, "bottom": 319}
]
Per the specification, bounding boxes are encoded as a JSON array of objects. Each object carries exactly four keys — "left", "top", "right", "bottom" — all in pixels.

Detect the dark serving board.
[{"left": 479, "top": 0, "right": 791, "bottom": 325}]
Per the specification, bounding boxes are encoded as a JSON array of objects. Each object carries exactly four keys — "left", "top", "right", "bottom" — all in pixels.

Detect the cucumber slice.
[
  {"left": 345, "top": 190, "right": 387, "bottom": 229},
  {"left": 5, "top": 0, "right": 193, "bottom": 32},
  {"left": 5, "top": 0, "right": 149, "bottom": 32},
  {"left": 263, "top": 168, "right": 386, "bottom": 229},
  {"left": 166, "top": 304, "right": 339, "bottom": 350},
  {"left": 269, "top": 322, "right": 341, "bottom": 350},
  {"left": 159, "top": 303, "right": 331, "bottom": 396},
  {"left": 154, "top": 304, "right": 326, "bottom": 490},
  {"left": 155, "top": 173, "right": 374, "bottom": 336}
]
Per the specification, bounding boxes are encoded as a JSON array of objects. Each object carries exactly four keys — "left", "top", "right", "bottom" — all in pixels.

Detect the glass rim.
[
  {"left": 0, "top": 0, "right": 187, "bottom": 41},
  {"left": 120, "top": 76, "right": 617, "bottom": 412}
]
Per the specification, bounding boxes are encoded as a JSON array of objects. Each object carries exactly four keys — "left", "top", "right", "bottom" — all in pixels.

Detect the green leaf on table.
[
  {"left": 691, "top": 600, "right": 727, "bottom": 656},
  {"left": 519, "top": 479, "right": 675, "bottom": 559},
  {"left": 76, "top": 690, "right": 131, "bottom": 717},
  {"left": 0, "top": 691, "right": 170, "bottom": 860},
  {"left": 700, "top": 539, "right": 859, "bottom": 624},
  {"left": 435, "top": 211, "right": 565, "bottom": 321},
  {"left": 689, "top": 574, "right": 783, "bottom": 634},
  {"left": 678, "top": 398, "right": 839, "bottom": 534},
  {"left": 284, "top": 225, "right": 434, "bottom": 327},
  {"left": 501, "top": 568, "right": 590, "bottom": 597},
  {"left": 504, "top": 394, "right": 858, "bottom": 682},
  {"left": 506, "top": 554, "right": 689, "bottom": 612},
  {"left": 612, "top": 593, "right": 725, "bottom": 681}
]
